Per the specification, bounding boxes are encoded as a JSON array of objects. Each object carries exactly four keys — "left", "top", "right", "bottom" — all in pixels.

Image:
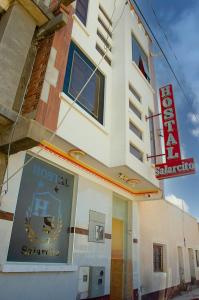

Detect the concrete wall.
[
  {"left": 73, "top": 176, "right": 112, "bottom": 296},
  {"left": 139, "top": 200, "right": 199, "bottom": 295},
  {"left": 56, "top": 0, "right": 160, "bottom": 189},
  {"left": 0, "top": 272, "right": 78, "bottom": 300},
  {"left": 0, "top": 146, "right": 140, "bottom": 299},
  {"left": 0, "top": 3, "right": 36, "bottom": 109}
]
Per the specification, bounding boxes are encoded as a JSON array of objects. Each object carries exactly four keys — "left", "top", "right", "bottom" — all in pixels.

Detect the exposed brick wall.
[
  {"left": 22, "top": 4, "right": 74, "bottom": 132},
  {"left": 22, "top": 35, "right": 54, "bottom": 116},
  {"left": 0, "top": 210, "right": 14, "bottom": 221},
  {"left": 36, "top": 4, "right": 74, "bottom": 131}
]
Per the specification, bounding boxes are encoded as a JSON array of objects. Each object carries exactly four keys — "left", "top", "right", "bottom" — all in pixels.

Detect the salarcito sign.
[{"left": 7, "top": 154, "right": 75, "bottom": 263}]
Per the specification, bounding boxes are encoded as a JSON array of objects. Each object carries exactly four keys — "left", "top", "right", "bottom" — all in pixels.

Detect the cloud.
[
  {"left": 192, "top": 128, "right": 199, "bottom": 138},
  {"left": 168, "top": 4, "right": 199, "bottom": 108},
  {"left": 187, "top": 112, "right": 199, "bottom": 138},
  {"left": 166, "top": 194, "right": 189, "bottom": 212},
  {"left": 188, "top": 112, "right": 199, "bottom": 125}
]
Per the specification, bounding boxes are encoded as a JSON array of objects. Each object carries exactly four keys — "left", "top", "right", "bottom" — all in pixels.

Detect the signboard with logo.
[
  {"left": 155, "top": 84, "right": 195, "bottom": 180},
  {"left": 7, "top": 154, "right": 75, "bottom": 263}
]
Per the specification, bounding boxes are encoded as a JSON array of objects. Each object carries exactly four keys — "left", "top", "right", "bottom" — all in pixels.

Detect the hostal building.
[{"left": 0, "top": 0, "right": 163, "bottom": 299}]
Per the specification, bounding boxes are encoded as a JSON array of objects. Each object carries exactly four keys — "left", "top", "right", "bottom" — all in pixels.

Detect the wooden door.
[{"left": 110, "top": 218, "right": 124, "bottom": 300}]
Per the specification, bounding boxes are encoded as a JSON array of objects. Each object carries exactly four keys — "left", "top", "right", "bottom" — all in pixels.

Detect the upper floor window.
[
  {"left": 63, "top": 42, "right": 105, "bottom": 124},
  {"left": 130, "top": 143, "right": 143, "bottom": 162},
  {"left": 75, "top": 0, "right": 89, "bottom": 26},
  {"left": 129, "top": 101, "right": 142, "bottom": 120},
  {"left": 132, "top": 34, "right": 150, "bottom": 82}
]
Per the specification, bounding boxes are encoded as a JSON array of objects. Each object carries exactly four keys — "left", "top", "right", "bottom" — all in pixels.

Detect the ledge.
[
  {"left": 72, "top": 14, "right": 90, "bottom": 37},
  {"left": 1, "top": 262, "right": 78, "bottom": 273},
  {"left": 60, "top": 92, "right": 109, "bottom": 135}
]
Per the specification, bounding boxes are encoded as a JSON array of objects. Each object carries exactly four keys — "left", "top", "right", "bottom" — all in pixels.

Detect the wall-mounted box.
[
  {"left": 88, "top": 210, "right": 105, "bottom": 243},
  {"left": 78, "top": 266, "right": 90, "bottom": 299},
  {"left": 88, "top": 266, "right": 105, "bottom": 298}
]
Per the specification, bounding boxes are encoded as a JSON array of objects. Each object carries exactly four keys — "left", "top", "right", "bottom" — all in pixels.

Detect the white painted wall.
[
  {"left": 132, "top": 202, "right": 141, "bottom": 291},
  {"left": 57, "top": 0, "right": 160, "bottom": 189},
  {"left": 139, "top": 200, "right": 199, "bottom": 295},
  {"left": 73, "top": 176, "right": 112, "bottom": 296}
]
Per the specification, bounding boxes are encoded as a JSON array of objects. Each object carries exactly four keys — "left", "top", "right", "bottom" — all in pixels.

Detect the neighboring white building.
[
  {"left": 1, "top": 1, "right": 197, "bottom": 300},
  {"left": 139, "top": 199, "right": 199, "bottom": 299}
]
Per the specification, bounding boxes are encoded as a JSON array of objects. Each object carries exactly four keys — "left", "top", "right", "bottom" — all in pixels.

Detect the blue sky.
[{"left": 134, "top": 1, "right": 199, "bottom": 219}]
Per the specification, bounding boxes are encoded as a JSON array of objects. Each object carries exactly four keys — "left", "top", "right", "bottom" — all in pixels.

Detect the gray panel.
[
  {"left": 7, "top": 154, "right": 74, "bottom": 263},
  {"left": 88, "top": 210, "right": 105, "bottom": 243},
  {"left": 88, "top": 266, "right": 105, "bottom": 298}
]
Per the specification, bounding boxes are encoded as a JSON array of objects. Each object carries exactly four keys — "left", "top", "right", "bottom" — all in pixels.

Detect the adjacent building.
[
  {"left": 0, "top": 0, "right": 197, "bottom": 300},
  {"left": 139, "top": 199, "right": 199, "bottom": 299}
]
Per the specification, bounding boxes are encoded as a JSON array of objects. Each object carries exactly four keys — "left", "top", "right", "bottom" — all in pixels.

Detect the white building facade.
[
  {"left": 139, "top": 199, "right": 199, "bottom": 299},
  {"left": 0, "top": 1, "right": 164, "bottom": 300}
]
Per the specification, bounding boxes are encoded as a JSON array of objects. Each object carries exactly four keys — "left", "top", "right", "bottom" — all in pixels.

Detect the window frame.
[
  {"left": 153, "top": 244, "right": 164, "bottom": 273},
  {"left": 63, "top": 42, "right": 105, "bottom": 125},
  {"left": 129, "top": 100, "right": 142, "bottom": 120},
  {"left": 129, "top": 120, "right": 143, "bottom": 140},
  {"left": 129, "top": 143, "right": 143, "bottom": 162}
]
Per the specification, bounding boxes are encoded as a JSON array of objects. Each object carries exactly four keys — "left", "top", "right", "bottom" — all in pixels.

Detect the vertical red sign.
[
  {"left": 159, "top": 84, "right": 181, "bottom": 162},
  {"left": 155, "top": 84, "right": 195, "bottom": 180}
]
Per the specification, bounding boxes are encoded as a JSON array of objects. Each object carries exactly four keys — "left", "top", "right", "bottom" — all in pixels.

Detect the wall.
[
  {"left": 0, "top": 2, "right": 36, "bottom": 109},
  {"left": 139, "top": 199, "right": 199, "bottom": 296},
  {"left": 0, "top": 151, "right": 78, "bottom": 300},
  {"left": 73, "top": 176, "right": 112, "bottom": 297},
  {"left": 57, "top": 0, "right": 113, "bottom": 166},
  {"left": 56, "top": 0, "right": 160, "bottom": 191}
]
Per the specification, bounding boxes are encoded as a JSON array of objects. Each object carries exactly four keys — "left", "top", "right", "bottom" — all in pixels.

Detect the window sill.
[
  {"left": 1, "top": 262, "right": 78, "bottom": 273},
  {"left": 132, "top": 62, "right": 155, "bottom": 94},
  {"left": 60, "top": 92, "right": 109, "bottom": 136},
  {"left": 72, "top": 14, "right": 90, "bottom": 37}
]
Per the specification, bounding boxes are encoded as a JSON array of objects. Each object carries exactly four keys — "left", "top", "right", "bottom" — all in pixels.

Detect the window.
[
  {"left": 63, "top": 42, "right": 105, "bottom": 124},
  {"left": 130, "top": 144, "right": 143, "bottom": 161},
  {"left": 196, "top": 250, "right": 199, "bottom": 267},
  {"left": 153, "top": 244, "right": 163, "bottom": 272},
  {"left": 75, "top": 0, "right": 89, "bottom": 26},
  {"left": 99, "top": 5, "right": 112, "bottom": 26},
  {"left": 132, "top": 35, "right": 150, "bottom": 82},
  {"left": 129, "top": 83, "right": 141, "bottom": 102},
  {"left": 129, "top": 101, "right": 142, "bottom": 120},
  {"left": 148, "top": 109, "right": 156, "bottom": 163},
  {"left": 7, "top": 154, "right": 75, "bottom": 263},
  {"left": 129, "top": 121, "right": 142, "bottom": 140}
]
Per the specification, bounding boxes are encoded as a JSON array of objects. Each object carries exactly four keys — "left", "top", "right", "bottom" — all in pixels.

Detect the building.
[
  {"left": 139, "top": 199, "right": 199, "bottom": 299},
  {"left": 0, "top": 0, "right": 172, "bottom": 299}
]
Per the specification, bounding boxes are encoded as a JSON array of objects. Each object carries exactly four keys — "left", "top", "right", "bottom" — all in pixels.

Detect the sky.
[{"left": 134, "top": 0, "right": 199, "bottom": 219}]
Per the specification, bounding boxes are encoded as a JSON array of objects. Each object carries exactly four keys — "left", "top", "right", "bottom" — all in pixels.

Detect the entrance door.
[
  {"left": 177, "top": 247, "right": 185, "bottom": 283},
  {"left": 110, "top": 218, "right": 124, "bottom": 300},
  {"left": 188, "top": 248, "right": 196, "bottom": 284}
]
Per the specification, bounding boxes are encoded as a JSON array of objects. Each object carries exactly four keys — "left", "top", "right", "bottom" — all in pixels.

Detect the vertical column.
[
  {"left": 132, "top": 202, "right": 141, "bottom": 300},
  {"left": 0, "top": 2, "right": 36, "bottom": 109}
]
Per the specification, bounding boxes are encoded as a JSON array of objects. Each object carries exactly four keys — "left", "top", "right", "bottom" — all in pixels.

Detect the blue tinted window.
[
  {"left": 63, "top": 42, "right": 105, "bottom": 124},
  {"left": 76, "top": 0, "right": 89, "bottom": 26}
]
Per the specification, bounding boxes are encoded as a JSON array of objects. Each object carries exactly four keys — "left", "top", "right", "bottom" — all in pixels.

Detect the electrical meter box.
[{"left": 88, "top": 266, "right": 105, "bottom": 298}]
